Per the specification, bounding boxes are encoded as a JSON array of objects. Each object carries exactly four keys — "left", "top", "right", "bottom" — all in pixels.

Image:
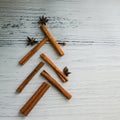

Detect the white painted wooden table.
[{"left": 0, "top": 0, "right": 120, "bottom": 120}]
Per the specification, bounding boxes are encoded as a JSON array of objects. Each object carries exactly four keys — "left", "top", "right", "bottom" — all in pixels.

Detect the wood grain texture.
[{"left": 0, "top": 0, "right": 120, "bottom": 120}]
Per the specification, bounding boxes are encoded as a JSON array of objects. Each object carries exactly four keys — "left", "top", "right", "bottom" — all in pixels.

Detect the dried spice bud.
[
  {"left": 27, "top": 37, "right": 38, "bottom": 46},
  {"left": 63, "top": 66, "right": 71, "bottom": 76},
  {"left": 38, "top": 16, "right": 48, "bottom": 25},
  {"left": 58, "top": 42, "right": 66, "bottom": 46}
]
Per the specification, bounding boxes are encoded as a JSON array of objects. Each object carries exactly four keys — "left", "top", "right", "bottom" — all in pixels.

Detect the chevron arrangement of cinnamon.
[
  {"left": 17, "top": 16, "right": 72, "bottom": 116},
  {"left": 19, "top": 16, "right": 64, "bottom": 65}
]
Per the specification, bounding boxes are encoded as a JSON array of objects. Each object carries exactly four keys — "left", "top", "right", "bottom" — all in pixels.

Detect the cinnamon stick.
[
  {"left": 19, "top": 37, "right": 48, "bottom": 65},
  {"left": 23, "top": 83, "right": 50, "bottom": 116},
  {"left": 16, "top": 62, "right": 44, "bottom": 93},
  {"left": 20, "top": 82, "right": 47, "bottom": 113},
  {"left": 41, "top": 24, "right": 64, "bottom": 56},
  {"left": 20, "top": 82, "right": 50, "bottom": 116},
  {"left": 41, "top": 70, "right": 72, "bottom": 99},
  {"left": 40, "top": 53, "right": 68, "bottom": 82}
]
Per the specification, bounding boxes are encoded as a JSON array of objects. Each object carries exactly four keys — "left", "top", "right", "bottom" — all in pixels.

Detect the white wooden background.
[{"left": 0, "top": 0, "right": 120, "bottom": 120}]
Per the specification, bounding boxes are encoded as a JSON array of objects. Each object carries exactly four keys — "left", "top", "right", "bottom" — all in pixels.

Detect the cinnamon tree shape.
[{"left": 38, "top": 16, "right": 64, "bottom": 56}]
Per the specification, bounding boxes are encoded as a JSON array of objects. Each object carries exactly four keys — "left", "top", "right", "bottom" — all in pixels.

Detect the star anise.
[
  {"left": 27, "top": 37, "right": 38, "bottom": 46},
  {"left": 63, "top": 66, "right": 71, "bottom": 76},
  {"left": 38, "top": 16, "right": 48, "bottom": 25}
]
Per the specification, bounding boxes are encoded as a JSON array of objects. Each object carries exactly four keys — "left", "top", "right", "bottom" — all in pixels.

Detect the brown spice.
[
  {"left": 41, "top": 70, "right": 72, "bottom": 99},
  {"left": 16, "top": 62, "right": 45, "bottom": 93},
  {"left": 27, "top": 37, "right": 38, "bottom": 46},
  {"left": 58, "top": 42, "right": 66, "bottom": 46},
  {"left": 19, "top": 37, "right": 48, "bottom": 65},
  {"left": 40, "top": 53, "right": 68, "bottom": 82},
  {"left": 41, "top": 24, "right": 64, "bottom": 56},
  {"left": 38, "top": 16, "right": 48, "bottom": 25},
  {"left": 63, "top": 66, "right": 71, "bottom": 76},
  {"left": 20, "top": 82, "right": 50, "bottom": 116}
]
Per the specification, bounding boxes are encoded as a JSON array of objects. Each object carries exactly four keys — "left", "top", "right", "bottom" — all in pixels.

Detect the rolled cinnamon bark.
[
  {"left": 19, "top": 37, "right": 48, "bottom": 65},
  {"left": 40, "top": 53, "right": 68, "bottom": 82},
  {"left": 20, "top": 82, "right": 50, "bottom": 116},
  {"left": 16, "top": 62, "right": 45, "bottom": 93},
  {"left": 41, "top": 70, "right": 72, "bottom": 99},
  {"left": 41, "top": 24, "right": 64, "bottom": 56}
]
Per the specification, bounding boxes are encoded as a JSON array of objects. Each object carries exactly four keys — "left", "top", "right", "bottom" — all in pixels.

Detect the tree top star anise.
[{"left": 38, "top": 16, "right": 48, "bottom": 25}]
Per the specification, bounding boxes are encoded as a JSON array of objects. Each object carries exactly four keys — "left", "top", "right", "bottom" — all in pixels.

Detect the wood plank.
[{"left": 0, "top": 0, "right": 120, "bottom": 119}]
